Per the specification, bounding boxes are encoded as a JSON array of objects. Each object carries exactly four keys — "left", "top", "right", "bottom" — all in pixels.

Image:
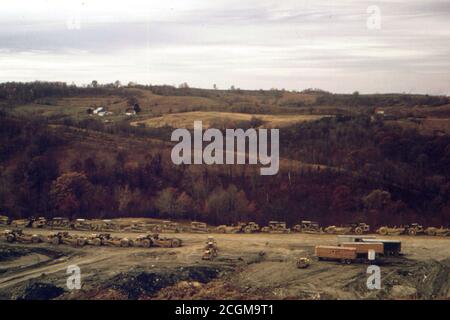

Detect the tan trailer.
[
  {"left": 315, "top": 245, "right": 357, "bottom": 264},
  {"left": 341, "top": 242, "right": 384, "bottom": 256}
]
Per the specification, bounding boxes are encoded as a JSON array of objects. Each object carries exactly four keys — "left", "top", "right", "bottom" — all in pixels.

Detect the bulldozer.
[
  {"left": 190, "top": 221, "right": 209, "bottom": 233},
  {"left": 3, "top": 229, "right": 41, "bottom": 243},
  {"left": 425, "top": 226, "right": 449, "bottom": 236},
  {"left": 349, "top": 223, "right": 370, "bottom": 235},
  {"left": 10, "top": 219, "right": 32, "bottom": 228},
  {"left": 45, "top": 232, "right": 87, "bottom": 246},
  {"left": 48, "top": 217, "right": 72, "bottom": 229},
  {"left": 324, "top": 225, "right": 352, "bottom": 235},
  {"left": 0, "top": 215, "right": 10, "bottom": 225},
  {"left": 238, "top": 222, "right": 260, "bottom": 233},
  {"left": 261, "top": 221, "right": 290, "bottom": 233},
  {"left": 72, "top": 219, "right": 94, "bottom": 231},
  {"left": 404, "top": 223, "right": 425, "bottom": 236},
  {"left": 134, "top": 233, "right": 182, "bottom": 248},
  {"left": 161, "top": 221, "right": 183, "bottom": 233},
  {"left": 376, "top": 226, "right": 405, "bottom": 236},
  {"left": 292, "top": 220, "right": 321, "bottom": 233},
  {"left": 202, "top": 236, "right": 218, "bottom": 260},
  {"left": 31, "top": 217, "right": 47, "bottom": 228}
]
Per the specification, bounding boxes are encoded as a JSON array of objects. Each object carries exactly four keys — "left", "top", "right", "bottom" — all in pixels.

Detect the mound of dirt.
[
  {"left": 108, "top": 266, "right": 222, "bottom": 299},
  {"left": 0, "top": 245, "right": 30, "bottom": 262},
  {"left": 14, "top": 282, "right": 65, "bottom": 300}
]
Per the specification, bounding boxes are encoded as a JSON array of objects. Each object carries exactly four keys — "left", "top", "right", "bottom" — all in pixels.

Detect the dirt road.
[{"left": 0, "top": 228, "right": 449, "bottom": 300}]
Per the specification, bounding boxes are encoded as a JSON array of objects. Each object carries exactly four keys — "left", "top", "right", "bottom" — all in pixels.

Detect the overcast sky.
[{"left": 1, "top": 0, "right": 450, "bottom": 94}]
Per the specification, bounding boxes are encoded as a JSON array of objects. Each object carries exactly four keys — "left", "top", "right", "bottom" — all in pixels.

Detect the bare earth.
[{"left": 0, "top": 227, "right": 449, "bottom": 300}]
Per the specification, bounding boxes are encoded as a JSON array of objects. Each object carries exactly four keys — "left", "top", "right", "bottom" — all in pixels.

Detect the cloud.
[{"left": 0, "top": 0, "right": 449, "bottom": 94}]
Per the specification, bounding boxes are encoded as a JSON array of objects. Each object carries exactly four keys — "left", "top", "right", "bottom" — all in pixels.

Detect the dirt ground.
[{"left": 0, "top": 227, "right": 449, "bottom": 300}]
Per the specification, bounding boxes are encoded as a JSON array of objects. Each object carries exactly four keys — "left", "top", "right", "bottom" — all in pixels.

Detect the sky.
[{"left": 1, "top": 0, "right": 450, "bottom": 94}]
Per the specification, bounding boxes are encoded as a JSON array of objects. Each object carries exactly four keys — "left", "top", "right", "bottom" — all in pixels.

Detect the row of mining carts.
[
  {"left": 315, "top": 235, "right": 402, "bottom": 264},
  {"left": 1, "top": 229, "right": 182, "bottom": 248}
]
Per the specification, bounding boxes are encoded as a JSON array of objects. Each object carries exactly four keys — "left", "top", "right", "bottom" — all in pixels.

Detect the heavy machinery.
[
  {"left": 215, "top": 224, "right": 242, "bottom": 234},
  {"left": 45, "top": 232, "right": 87, "bottom": 246},
  {"left": 324, "top": 225, "right": 352, "bottom": 235},
  {"left": 161, "top": 221, "right": 183, "bottom": 233},
  {"left": 293, "top": 220, "right": 321, "bottom": 233},
  {"left": 10, "top": 219, "right": 32, "bottom": 228},
  {"left": 349, "top": 223, "right": 370, "bottom": 235},
  {"left": 134, "top": 233, "right": 182, "bottom": 248},
  {"left": 3, "top": 229, "right": 41, "bottom": 243},
  {"left": 190, "top": 221, "right": 209, "bottom": 233},
  {"left": 31, "top": 217, "right": 47, "bottom": 228},
  {"left": 376, "top": 226, "right": 405, "bottom": 236},
  {"left": 425, "top": 226, "right": 450, "bottom": 236},
  {"left": 91, "top": 219, "right": 120, "bottom": 232},
  {"left": 122, "top": 222, "right": 162, "bottom": 233},
  {"left": 72, "top": 219, "right": 93, "bottom": 231},
  {"left": 86, "top": 233, "right": 106, "bottom": 246},
  {"left": 239, "top": 222, "right": 260, "bottom": 233},
  {"left": 91, "top": 233, "right": 133, "bottom": 247},
  {"left": 296, "top": 257, "right": 311, "bottom": 269},
  {"left": 48, "top": 217, "right": 72, "bottom": 229},
  {"left": 261, "top": 221, "right": 290, "bottom": 233},
  {"left": 0, "top": 215, "right": 10, "bottom": 225},
  {"left": 215, "top": 222, "right": 260, "bottom": 234},
  {"left": 404, "top": 223, "right": 425, "bottom": 236},
  {"left": 202, "top": 236, "right": 218, "bottom": 260}
]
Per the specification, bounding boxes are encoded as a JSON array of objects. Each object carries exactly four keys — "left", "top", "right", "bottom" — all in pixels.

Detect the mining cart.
[
  {"left": 3, "top": 229, "right": 41, "bottom": 243},
  {"left": 261, "top": 221, "right": 290, "bottom": 233}
]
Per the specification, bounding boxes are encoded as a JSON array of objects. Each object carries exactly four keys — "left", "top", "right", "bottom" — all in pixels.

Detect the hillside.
[{"left": 0, "top": 82, "right": 449, "bottom": 227}]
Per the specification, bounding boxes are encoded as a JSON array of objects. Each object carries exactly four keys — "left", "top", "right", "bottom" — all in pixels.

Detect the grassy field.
[{"left": 131, "top": 111, "right": 328, "bottom": 129}]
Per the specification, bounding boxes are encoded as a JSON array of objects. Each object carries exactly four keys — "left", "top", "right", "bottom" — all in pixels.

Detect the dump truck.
[
  {"left": 362, "top": 239, "right": 402, "bottom": 256},
  {"left": 134, "top": 233, "right": 182, "bottom": 248},
  {"left": 190, "top": 221, "right": 209, "bottom": 233},
  {"left": 404, "top": 223, "right": 425, "bottom": 236},
  {"left": 324, "top": 225, "right": 352, "bottom": 235},
  {"left": 315, "top": 245, "right": 357, "bottom": 264},
  {"left": 376, "top": 226, "right": 405, "bottom": 236},
  {"left": 425, "top": 227, "right": 449, "bottom": 236},
  {"left": 349, "top": 223, "right": 370, "bottom": 235},
  {"left": 3, "top": 229, "right": 41, "bottom": 243},
  {"left": 0, "top": 215, "right": 10, "bottom": 225},
  {"left": 261, "top": 221, "right": 290, "bottom": 233},
  {"left": 293, "top": 220, "right": 321, "bottom": 233}
]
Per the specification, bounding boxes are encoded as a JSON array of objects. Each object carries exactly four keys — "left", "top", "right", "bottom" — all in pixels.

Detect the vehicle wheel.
[
  {"left": 142, "top": 239, "right": 151, "bottom": 248},
  {"left": 354, "top": 227, "right": 363, "bottom": 235},
  {"left": 171, "top": 239, "right": 181, "bottom": 248},
  {"left": 77, "top": 239, "right": 86, "bottom": 247},
  {"left": 31, "top": 236, "right": 40, "bottom": 243},
  {"left": 408, "top": 229, "right": 417, "bottom": 236},
  {"left": 244, "top": 227, "right": 252, "bottom": 234},
  {"left": 6, "top": 235, "right": 15, "bottom": 243},
  {"left": 52, "top": 237, "right": 60, "bottom": 245},
  {"left": 427, "top": 230, "right": 436, "bottom": 236},
  {"left": 93, "top": 238, "right": 102, "bottom": 246},
  {"left": 378, "top": 227, "right": 388, "bottom": 236},
  {"left": 121, "top": 240, "right": 130, "bottom": 247}
]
